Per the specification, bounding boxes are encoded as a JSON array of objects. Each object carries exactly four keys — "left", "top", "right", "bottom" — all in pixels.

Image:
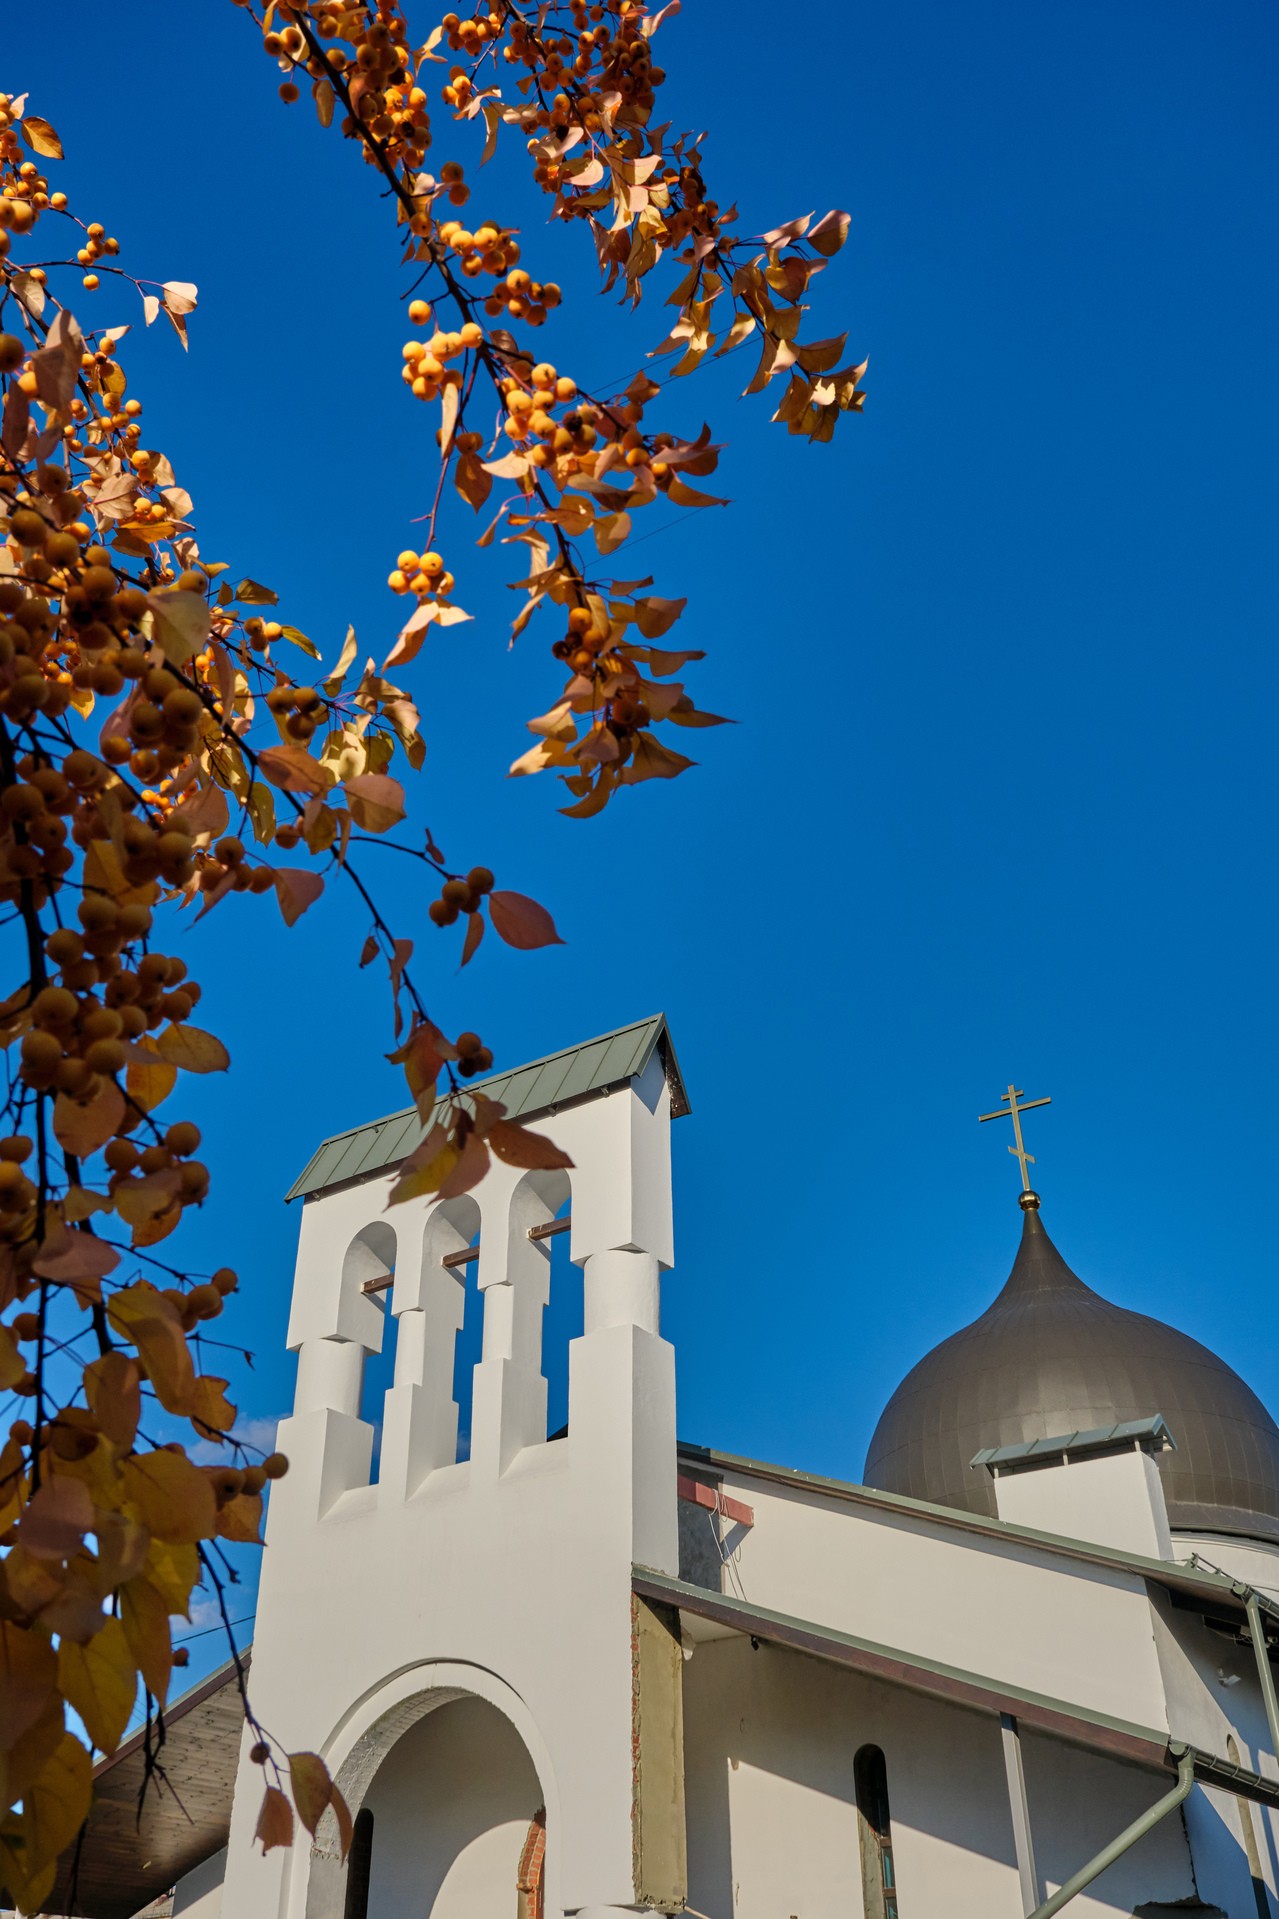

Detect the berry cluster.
[
  {"left": 386, "top": 546, "right": 456, "bottom": 600},
  {"left": 454, "top": 1029, "right": 494, "bottom": 1078},
  {"left": 428, "top": 861, "right": 493, "bottom": 927}
]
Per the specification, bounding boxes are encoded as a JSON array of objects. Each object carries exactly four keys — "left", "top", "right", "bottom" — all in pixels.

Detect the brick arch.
[{"left": 516, "top": 1806, "right": 547, "bottom": 1919}]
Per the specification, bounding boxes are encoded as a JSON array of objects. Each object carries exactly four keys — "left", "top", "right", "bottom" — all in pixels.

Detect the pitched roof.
[{"left": 285, "top": 1013, "right": 688, "bottom": 1202}]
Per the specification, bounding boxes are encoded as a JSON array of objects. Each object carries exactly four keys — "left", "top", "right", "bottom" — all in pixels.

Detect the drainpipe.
[
  {"left": 1243, "top": 1590, "right": 1279, "bottom": 1768},
  {"left": 1025, "top": 1744, "right": 1195, "bottom": 1919}
]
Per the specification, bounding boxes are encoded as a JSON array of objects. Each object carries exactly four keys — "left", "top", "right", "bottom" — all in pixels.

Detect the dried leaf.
[
  {"left": 21, "top": 115, "right": 64, "bottom": 160},
  {"left": 258, "top": 743, "right": 330, "bottom": 795},
  {"left": 22, "top": 1732, "right": 92, "bottom": 1877},
  {"left": 147, "top": 588, "right": 210, "bottom": 665},
  {"left": 20, "top": 1476, "right": 93, "bottom": 1562},
  {"left": 120, "top": 1449, "right": 217, "bottom": 1545},
  {"left": 488, "top": 891, "right": 565, "bottom": 950},
  {"left": 84, "top": 1352, "right": 141, "bottom": 1449},
  {"left": 57, "top": 1619, "right": 135, "bottom": 1755},
  {"left": 256, "top": 1784, "right": 294, "bottom": 1853},
  {"left": 460, "top": 911, "right": 485, "bottom": 967},
  {"left": 53, "top": 1078, "right": 124, "bottom": 1158},
  {"left": 154, "top": 1024, "right": 230, "bottom": 1074},
  {"left": 289, "top": 1751, "right": 333, "bottom": 1837},
  {"left": 120, "top": 1575, "right": 171, "bottom": 1704},
  {"left": 274, "top": 867, "right": 325, "bottom": 926},
  {"left": 0, "top": 1619, "right": 58, "bottom": 1754},
  {"left": 344, "top": 774, "right": 405, "bottom": 834},
  {"left": 107, "top": 1282, "right": 197, "bottom": 1417},
  {"left": 488, "top": 1121, "right": 574, "bottom": 1171},
  {"left": 808, "top": 208, "right": 851, "bottom": 256},
  {"left": 126, "top": 1049, "right": 177, "bottom": 1114}
]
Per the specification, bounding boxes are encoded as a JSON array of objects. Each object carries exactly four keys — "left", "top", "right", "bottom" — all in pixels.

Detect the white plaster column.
[{"left": 582, "top": 1248, "right": 660, "bottom": 1335}]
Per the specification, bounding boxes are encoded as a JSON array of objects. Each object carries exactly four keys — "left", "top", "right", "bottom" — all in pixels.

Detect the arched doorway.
[{"left": 342, "top": 1695, "right": 546, "bottom": 1919}]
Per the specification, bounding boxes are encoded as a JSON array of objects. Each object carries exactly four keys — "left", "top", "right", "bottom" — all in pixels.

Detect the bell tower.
[{"left": 220, "top": 1016, "right": 690, "bottom": 1919}]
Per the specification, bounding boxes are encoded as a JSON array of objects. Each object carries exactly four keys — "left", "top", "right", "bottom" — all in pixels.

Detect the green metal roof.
[
  {"left": 972, "top": 1416, "right": 1177, "bottom": 1475},
  {"left": 285, "top": 1013, "right": 688, "bottom": 1202}
]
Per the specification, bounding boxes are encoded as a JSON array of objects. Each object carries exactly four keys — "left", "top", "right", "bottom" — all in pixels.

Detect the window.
[
  {"left": 343, "top": 1806, "right": 374, "bottom": 1919},
  {"left": 854, "top": 1745, "right": 899, "bottom": 1919}
]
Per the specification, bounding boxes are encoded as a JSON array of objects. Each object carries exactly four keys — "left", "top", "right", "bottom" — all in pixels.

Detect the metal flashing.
[
  {"left": 286, "top": 1013, "right": 688, "bottom": 1202},
  {"left": 972, "top": 1415, "right": 1177, "bottom": 1476},
  {"left": 632, "top": 1569, "right": 1279, "bottom": 1810},
  {"left": 674, "top": 1441, "right": 1279, "bottom": 1625}
]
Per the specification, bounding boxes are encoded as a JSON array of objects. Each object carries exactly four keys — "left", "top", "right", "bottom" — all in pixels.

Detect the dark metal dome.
[{"left": 864, "top": 1207, "right": 1279, "bottom": 1543}]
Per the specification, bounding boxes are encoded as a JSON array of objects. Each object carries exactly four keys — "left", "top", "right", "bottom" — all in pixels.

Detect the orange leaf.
[
  {"left": 488, "top": 1121, "right": 574, "bottom": 1172},
  {"left": 21, "top": 115, "right": 64, "bottom": 160},
  {"left": 120, "top": 1575, "right": 172, "bottom": 1705},
  {"left": 809, "top": 208, "right": 851, "bottom": 257},
  {"left": 289, "top": 1751, "right": 333, "bottom": 1836},
  {"left": 126, "top": 1050, "right": 177, "bottom": 1114},
  {"left": 190, "top": 1374, "right": 237, "bottom": 1435},
  {"left": 216, "top": 1490, "right": 264, "bottom": 1543},
  {"left": 387, "top": 1019, "right": 456, "bottom": 1118},
  {"left": 460, "top": 911, "right": 485, "bottom": 967},
  {"left": 153, "top": 1023, "right": 230, "bottom": 1074},
  {"left": 0, "top": 1621, "right": 57, "bottom": 1754},
  {"left": 256, "top": 1784, "right": 295, "bottom": 1853},
  {"left": 53, "top": 1078, "right": 125, "bottom": 1158},
  {"left": 120, "top": 1449, "right": 217, "bottom": 1544},
  {"left": 19, "top": 1476, "right": 93, "bottom": 1562},
  {"left": 22, "top": 1731, "right": 92, "bottom": 1877},
  {"left": 274, "top": 868, "right": 325, "bottom": 926},
  {"left": 57, "top": 1618, "right": 135, "bottom": 1755},
  {"left": 257, "top": 744, "right": 330, "bottom": 794},
  {"left": 84, "top": 1352, "right": 141, "bottom": 1449},
  {"left": 344, "top": 774, "right": 405, "bottom": 834},
  {"left": 438, "top": 1131, "right": 491, "bottom": 1200},
  {"left": 107, "top": 1282, "right": 197, "bottom": 1416},
  {"left": 0, "top": 1323, "right": 22, "bottom": 1391},
  {"left": 31, "top": 1225, "right": 119, "bottom": 1297},
  {"left": 488, "top": 891, "right": 564, "bottom": 951}
]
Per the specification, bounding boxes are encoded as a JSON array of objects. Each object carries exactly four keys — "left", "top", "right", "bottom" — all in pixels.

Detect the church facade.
[{"left": 59, "top": 1017, "right": 1279, "bottom": 1919}]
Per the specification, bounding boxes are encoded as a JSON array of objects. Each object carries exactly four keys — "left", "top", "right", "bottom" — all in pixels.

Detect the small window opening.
[
  {"left": 343, "top": 1806, "right": 374, "bottom": 1919},
  {"left": 451, "top": 1242, "right": 483, "bottom": 1461},
  {"left": 541, "top": 1202, "right": 579, "bottom": 1439},
  {"left": 855, "top": 1745, "right": 899, "bottom": 1919}
]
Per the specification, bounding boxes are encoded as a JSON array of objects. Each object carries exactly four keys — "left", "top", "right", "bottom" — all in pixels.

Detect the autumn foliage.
[{"left": 0, "top": 1, "right": 857, "bottom": 1906}]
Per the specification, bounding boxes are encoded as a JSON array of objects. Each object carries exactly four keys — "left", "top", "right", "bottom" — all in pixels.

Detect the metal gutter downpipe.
[
  {"left": 1025, "top": 1745, "right": 1196, "bottom": 1919},
  {"left": 1243, "top": 1591, "right": 1279, "bottom": 1766}
]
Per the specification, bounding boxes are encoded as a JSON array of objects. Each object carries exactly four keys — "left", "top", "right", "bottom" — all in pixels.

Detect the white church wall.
[
  {"left": 219, "top": 1065, "right": 683, "bottom": 1919},
  {"left": 1144, "top": 1585, "right": 1279, "bottom": 1914},
  {"left": 712, "top": 1468, "right": 1172, "bottom": 1733},
  {"left": 172, "top": 1847, "right": 225, "bottom": 1916},
  {"left": 990, "top": 1448, "right": 1174, "bottom": 1560},
  {"left": 362, "top": 1695, "right": 542, "bottom": 1919},
  {"left": 680, "top": 1634, "right": 1199, "bottom": 1918}
]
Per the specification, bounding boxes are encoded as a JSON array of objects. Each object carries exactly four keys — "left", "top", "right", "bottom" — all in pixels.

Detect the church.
[{"left": 51, "top": 1016, "right": 1279, "bottom": 1919}]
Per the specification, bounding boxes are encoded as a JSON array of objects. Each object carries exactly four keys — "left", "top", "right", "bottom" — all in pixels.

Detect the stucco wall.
[
  {"left": 713, "top": 1469, "right": 1171, "bottom": 1732},
  {"left": 682, "top": 1635, "right": 1199, "bottom": 1918},
  {"left": 363, "top": 1696, "right": 542, "bottom": 1919},
  {"left": 172, "top": 1847, "right": 226, "bottom": 1916}
]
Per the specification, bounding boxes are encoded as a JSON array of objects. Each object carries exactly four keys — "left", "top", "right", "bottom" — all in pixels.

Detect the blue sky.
[{"left": 9, "top": 1, "right": 1278, "bottom": 1686}]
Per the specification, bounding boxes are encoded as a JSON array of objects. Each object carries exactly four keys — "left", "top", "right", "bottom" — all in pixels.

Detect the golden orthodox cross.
[{"left": 979, "top": 1085, "right": 1051, "bottom": 1194}]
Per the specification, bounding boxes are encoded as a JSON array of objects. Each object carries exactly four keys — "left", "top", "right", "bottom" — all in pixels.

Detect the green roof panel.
[{"left": 285, "top": 1013, "right": 687, "bottom": 1202}]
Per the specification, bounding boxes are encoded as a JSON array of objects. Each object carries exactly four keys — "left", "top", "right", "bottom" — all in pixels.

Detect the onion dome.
[{"left": 864, "top": 1204, "right": 1279, "bottom": 1543}]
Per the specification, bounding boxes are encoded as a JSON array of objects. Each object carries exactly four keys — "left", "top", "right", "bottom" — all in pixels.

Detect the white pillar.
[{"left": 583, "top": 1249, "right": 660, "bottom": 1335}]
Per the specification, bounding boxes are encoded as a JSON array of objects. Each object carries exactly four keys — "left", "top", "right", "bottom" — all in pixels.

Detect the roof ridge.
[{"left": 286, "top": 1012, "right": 682, "bottom": 1202}]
